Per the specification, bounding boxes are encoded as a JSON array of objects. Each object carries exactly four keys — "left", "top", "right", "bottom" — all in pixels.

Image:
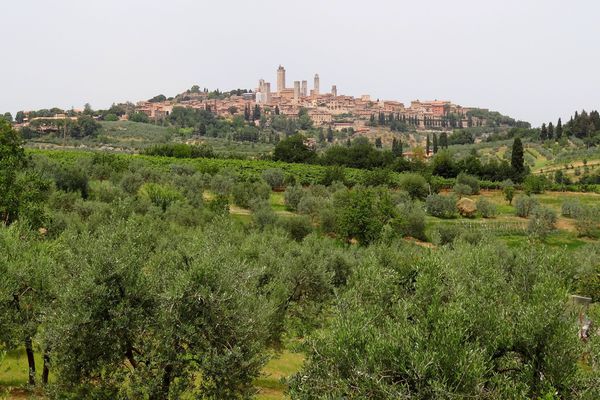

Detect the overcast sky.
[{"left": 2, "top": 0, "right": 599, "bottom": 126}]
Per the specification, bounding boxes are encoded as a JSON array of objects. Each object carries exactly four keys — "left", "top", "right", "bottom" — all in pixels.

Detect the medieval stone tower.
[{"left": 277, "top": 65, "right": 286, "bottom": 93}]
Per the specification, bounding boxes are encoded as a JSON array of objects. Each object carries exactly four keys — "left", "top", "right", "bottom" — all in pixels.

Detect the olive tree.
[{"left": 290, "top": 242, "right": 593, "bottom": 399}]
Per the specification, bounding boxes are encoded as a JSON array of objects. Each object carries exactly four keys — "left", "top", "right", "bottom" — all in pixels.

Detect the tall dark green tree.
[
  {"left": 432, "top": 132, "right": 439, "bottom": 154},
  {"left": 556, "top": 118, "right": 563, "bottom": 139},
  {"left": 440, "top": 132, "right": 448, "bottom": 149},
  {"left": 540, "top": 123, "right": 548, "bottom": 140},
  {"left": 272, "top": 134, "right": 316, "bottom": 163},
  {"left": 548, "top": 122, "right": 554, "bottom": 140},
  {"left": 15, "top": 111, "right": 25, "bottom": 124},
  {"left": 326, "top": 126, "right": 334, "bottom": 143},
  {"left": 392, "top": 137, "right": 403, "bottom": 158},
  {"left": 426, "top": 134, "right": 431, "bottom": 155},
  {"left": 253, "top": 104, "right": 261, "bottom": 121},
  {"left": 511, "top": 137, "right": 525, "bottom": 175}
]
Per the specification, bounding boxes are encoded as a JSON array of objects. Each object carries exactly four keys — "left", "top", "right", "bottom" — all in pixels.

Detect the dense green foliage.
[
  {"left": 1, "top": 122, "right": 599, "bottom": 399},
  {"left": 289, "top": 242, "right": 598, "bottom": 399}
]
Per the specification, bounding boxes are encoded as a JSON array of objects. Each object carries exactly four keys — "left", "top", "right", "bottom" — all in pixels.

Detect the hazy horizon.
[{"left": 2, "top": 0, "right": 599, "bottom": 126}]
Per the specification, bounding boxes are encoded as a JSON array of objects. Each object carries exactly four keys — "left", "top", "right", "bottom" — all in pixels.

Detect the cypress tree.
[
  {"left": 253, "top": 105, "right": 261, "bottom": 120},
  {"left": 555, "top": 118, "right": 563, "bottom": 139},
  {"left": 440, "top": 132, "right": 448, "bottom": 149},
  {"left": 433, "top": 133, "right": 439, "bottom": 154},
  {"left": 426, "top": 134, "right": 431, "bottom": 155},
  {"left": 511, "top": 137, "right": 525, "bottom": 174},
  {"left": 327, "top": 127, "right": 334, "bottom": 143},
  {"left": 540, "top": 123, "right": 547, "bottom": 140},
  {"left": 392, "top": 137, "right": 403, "bottom": 158},
  {"left": 548, "top": 122, "right": 554, "bottom": 140}
]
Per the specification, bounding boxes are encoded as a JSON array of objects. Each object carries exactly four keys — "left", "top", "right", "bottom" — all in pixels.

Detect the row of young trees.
[{"left": 273, "top": 134, "right": 528, "bottom": 182}]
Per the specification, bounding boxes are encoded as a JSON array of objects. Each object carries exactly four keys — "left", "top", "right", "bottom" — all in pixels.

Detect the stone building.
[{"left": 277, "top": 65, "right": 286, "bottom": 93}]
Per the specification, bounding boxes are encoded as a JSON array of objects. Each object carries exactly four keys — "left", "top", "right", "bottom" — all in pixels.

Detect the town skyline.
[{"left": 2, "top": 0, "right": 600, "bottom": 126}]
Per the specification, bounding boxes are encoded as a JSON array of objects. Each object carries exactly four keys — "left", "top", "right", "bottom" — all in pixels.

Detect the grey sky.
[{"left": 2, "top": 0, "right": 599, "bottom": 126}]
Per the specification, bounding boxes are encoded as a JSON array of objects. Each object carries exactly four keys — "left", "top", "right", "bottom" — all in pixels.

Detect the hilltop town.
[
  {"left": 133, "top": 65, "right": 504, "bottom": 132},
  {"left": 8, "top": 65, "right": 528, "bottom": 149}
]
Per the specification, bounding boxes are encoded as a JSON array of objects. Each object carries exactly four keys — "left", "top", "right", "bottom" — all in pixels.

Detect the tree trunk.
[
  {"left": 25, "top": 336, "right": 35, "bottom": 386},
  {"left": 150, "top": 364, "right": 174, "bottom": 400},
  {"left": 42, "top": 348, "right": 50, "bottom": 385},
  {"left": 160, "top": 364, "right": 173, "bottom": 399}
]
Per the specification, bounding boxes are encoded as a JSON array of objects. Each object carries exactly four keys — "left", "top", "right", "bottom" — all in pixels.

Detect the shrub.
[
  {"left": 307, "top": 184, "right": 329, "bottom": 199},
  {"left": 138, "top": 183, "right": 183, "bottom": 211},
  {"left": 232, "top": 181, "right": 270, "bottom": 208},
  {"left": 54, "top": 165, "right": 89, "bottom": 199},
  {"left": 284, "top": 184, "right": 304, "bottom": 211},
  {"left": 251, "top": 201, "right": 278, "bottom": 230},
  {"left": 391, "top": 201, "right": 426, "bottom": 240},
  {"left": 297, "top": 195, "right": 321, "bottom": 218},
  {"left": 575, "top": 206, "right": 600, "bottom": 238},
  {"left": 261, "top": 168, "right": 285, "bottom": 189},
  {"left": 363, "top": 168, "right": 391, "bottom": 187},
  {"left": 391, "top": 190, "right": 412, "bottom": 206},
  {"left": 120, "top": 172, "right": 145, "bottom": 195},
  {"left": 47, "top": 190, "right": 80, "bottom": 212},
  {"left": 527, "top": 206, "right": 557, "bottom": 238},
  {"left": 459, "top": 230, "right": 484, "bottom": 245},
  {"left": 210, "top": 172, "right": 235, "bottom": 197},
  {"left": 318, "top": 206, "right": 336, "bottom": 234},
  {"left": 143, "top": 143, "right": 214, "bottom": 159},
  {"left": 171, "top": 164, "right": 196, "bottom": 176},
  {"left": 514, "top": 195, "right": 538, "bottom": 218},
  {"left": 398, "top": 173, "right": 429, "bottom": 200},
  {"left": 278, "top": 216, "right": 313, "bottom": 241},
  {"left": 523, "top": 175, "right": 548, "bottom": 195},
  {"left": 104, "top": 113, "right": 119, "bottom": 121},
  {"left": 476, "top": 197, "right": 498, "bottom": 218},
  {"left": 453, "top": 183, "right": 473, "bottom": 197},
  {"left": 561, "top": 199, "right": 583, "bottom": 218},
  {"left": 164, "top": 202, "right": 204, "bottom": 227},
  {"left": 129, "top": 112, "right": 150, "bottom": 123},
  {"left": 321, "top": 166, "right": 346, "bottom": 186},
  {"left": 89, "top": 180, "right": 124, "bottom": 203},
  {"left": 433, "top": 224, "right": 463, "bottom": 245},
  {"left": 426, "top": 194, "right": 457, "bottom": 218},
  {"left": 456, "top": 173, "right": 480, "bottom": 194},
  {"left": 332, "top": 187, "right": 394, "bottom": 245},
  {"left": 328, "top": 181, "right": 347, "bottom": 195},
  {"left": 207, "top": 194, "right": 229, "bottom": 216},
  {"left": 501, "top": 179, "right": 515, "bottom": 204}
]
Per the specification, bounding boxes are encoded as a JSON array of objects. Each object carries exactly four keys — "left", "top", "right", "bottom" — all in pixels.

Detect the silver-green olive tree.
[
  {"left": 290, "top": 241, "right": 598, "bottom": 399},
  {"left": 0, "top": 225, "right": 58, "bottom": 386}
]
